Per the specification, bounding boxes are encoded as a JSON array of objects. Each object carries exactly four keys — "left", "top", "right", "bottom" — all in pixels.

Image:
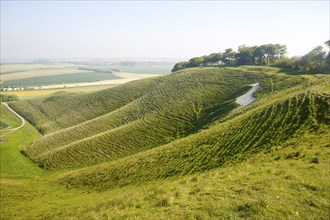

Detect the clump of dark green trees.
[{"left": 172, "top": 41, "right": 330, "bottom": 74}]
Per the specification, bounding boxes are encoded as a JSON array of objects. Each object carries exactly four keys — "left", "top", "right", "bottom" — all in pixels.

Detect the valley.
[
  {"left": 0, "top": 66, "right": 329, "bottom": 219},
  {"left": 1, "top": 1, "right": 329, "bottom": 219}
]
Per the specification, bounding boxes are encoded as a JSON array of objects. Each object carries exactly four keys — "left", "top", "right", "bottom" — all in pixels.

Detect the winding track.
[
  {"left": 0, "top": 102, "right": 26, "bottom": 138},
  {"left": 236, "top": 83, "right": 260, "bottom": 108}
]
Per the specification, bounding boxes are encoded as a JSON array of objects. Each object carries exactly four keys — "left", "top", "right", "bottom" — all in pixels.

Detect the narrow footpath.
[{"left": 0, "top": 102, "right": 26, "bottom": 138}]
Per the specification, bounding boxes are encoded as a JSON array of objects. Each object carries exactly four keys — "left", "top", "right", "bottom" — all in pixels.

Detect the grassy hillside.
[
  {"left": 48, "top": 130, "right": 330, "bottom": 220},
  {"left": 2, "top": 115, "right": 328, "bottom": 219},
  {"left": 1, "top": 66, "right": 329, "bottom": 219},
  {"left": 56, "top": 90, "right": 329, "bottom": 190},
  {"left": 13, "top": 67, "right": 306, "bottom": 169},
  {"left": 0, "top": 103, "right": 21, "bottom": 130},
  {"left": 10, "top": 78, "right": 153, "bottom": 133}
]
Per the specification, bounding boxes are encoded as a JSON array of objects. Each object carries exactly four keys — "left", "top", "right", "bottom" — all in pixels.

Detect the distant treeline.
[{"left": 172, "top": 41, "right": 330, "bottom": 73}]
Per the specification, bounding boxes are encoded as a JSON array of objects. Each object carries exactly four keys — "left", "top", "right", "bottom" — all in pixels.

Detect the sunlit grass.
[
  {"left": 3, "top": 85, "right": 117, "bottom": 99},
  {"left": 0, "top": 66, "right": 329, "bottom": 219}
]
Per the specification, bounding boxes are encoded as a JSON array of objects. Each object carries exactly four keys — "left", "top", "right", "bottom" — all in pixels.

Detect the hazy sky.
[{"left": 1, "top": 1, "right": 329, "bottom": 62}]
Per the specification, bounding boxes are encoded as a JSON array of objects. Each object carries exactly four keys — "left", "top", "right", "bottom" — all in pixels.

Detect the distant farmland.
[
  {"left": 1, "top": 71, "right": 119, "bottom": 87},
  {"left": 0, "top": 62, "right": 172, "bottom": 89},
  {"left": 1, "top": 68, "right": 90, "bottom": 81}
]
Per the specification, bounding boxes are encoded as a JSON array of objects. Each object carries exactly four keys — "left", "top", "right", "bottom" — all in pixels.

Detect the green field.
[
  {"left": 1, "top": 66, "right": 329, "bottom": 219},
  {"left": 1, "top": 71, "right": 119, "bottom": 87}
]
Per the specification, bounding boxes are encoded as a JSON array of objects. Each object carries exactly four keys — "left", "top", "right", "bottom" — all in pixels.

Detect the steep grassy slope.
[
  {"left": 2, "top": 115, "right": 329, "bottom": 219},
  {"left": 48, "top": 131, "right": 330, "bottom": 220},
  {"left": 15, "top": 67, "right": 306, "bottom": 169},
  {"left": 0, "top": 103, "right": 21, "bottom": 130},
  {"left": 9, "top": 78, "right": 153, "bottom": 133},
  {"left": 56, "top": 89, "right": 329, "bottom": 190},
  {"left": 1, "top": 68, "right": 329, "bottom": 219}
]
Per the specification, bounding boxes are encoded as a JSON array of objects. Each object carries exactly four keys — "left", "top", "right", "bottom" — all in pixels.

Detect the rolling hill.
[
  {"left": 3, "top": 66, "right": 329, "bottom": 219},
  {"left": 11, "top": 67, "right": 306, "bottom": 169}
]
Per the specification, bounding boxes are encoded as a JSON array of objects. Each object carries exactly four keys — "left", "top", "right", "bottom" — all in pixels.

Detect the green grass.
[
  {"left": 0, "top": 104, "right": 21, "bottom": 130},
  {"left": 0, "top": 122, "right": 99, "bottom": 219},
  {"left": 1, "top": 66, "right": 329, "bottom": 219},
  {"left": 1, "top": 120, "right": 329, "bottom": 219},
  {"left": 13, "top": 67, "right": 307, "bottom": 169},
  {"left": 10, "top": 78, "right": 153, "bottom": 133},
  {"left": 48, "top": 130, "right": 330, "bottom": 220},
  {"left": 0, "top": 122, "right": 43, "bottom": 178},
  {"left": 56, "top": 90, "right": 329, "bottom": 190}
]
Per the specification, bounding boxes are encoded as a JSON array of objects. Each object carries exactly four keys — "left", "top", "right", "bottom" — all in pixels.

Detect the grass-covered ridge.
[
  {"left": 56, "top": 90, "right": 329, "bottom": 190},
  {"left": 13, "top": 67, "right": 306, "bottom": 169},
  {"left": 1, "top": 66, "right": 329, "bottom": 219},
  {"left": 48, "top": 130, "right": 330, "bottom": 220},
  {"left": 9, "top": 78, "right": 153, "bottom": 133}
]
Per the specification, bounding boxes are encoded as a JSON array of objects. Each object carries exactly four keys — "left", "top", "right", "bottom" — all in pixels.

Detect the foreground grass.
[
  {"left": 0, "top": 104, "right": 21, "bottom": 130},
  {"left": 1, "top": 121, "right": 329, "bottom": 219},
  {"left": 0, "top": 122, "right": 99, "bottom": 219},
  {"left": 1, "top": 67, "right": 329, "bottom": 219},
  {"left": 49, "top": 130, "right": 330, "bottom": 220}
]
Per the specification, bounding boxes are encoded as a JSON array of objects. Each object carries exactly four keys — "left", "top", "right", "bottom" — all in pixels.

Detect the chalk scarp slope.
[
  {"left": 9, "top": 79, "right": 153, "bottom": 134},
  {"left": 19, "top": 68, "right": 306, "bottom": 169},
  {"left": 56, "top": 90, "right": 329, "bottom": 190}
]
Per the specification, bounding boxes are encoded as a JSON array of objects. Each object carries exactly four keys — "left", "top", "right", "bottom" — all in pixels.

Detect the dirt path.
[
  {"left": 0, "top": 102, "right": 26, "bottom": 138},
  {"left": 236, "top": 83, "right": 260, "bottom": 108}
]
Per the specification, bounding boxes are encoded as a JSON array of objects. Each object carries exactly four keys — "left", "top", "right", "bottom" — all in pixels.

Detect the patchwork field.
[
  {"left": 1, "top": 66, "right": 329, "bottom": 219},
  {"left": 1, "top": 70, "right": 119, "bottom": 87},
  {"left": 1, "top": 63, "right": 166, "bottom": 92},
  {"left": 0, "top": 68, "right": 91, "bottom": 81},
  {"left": 2, "top": 85, "right": 117, "bottom": 99},
  {"left": 0, "top": 63, "right": 80, "bottom": 74}
]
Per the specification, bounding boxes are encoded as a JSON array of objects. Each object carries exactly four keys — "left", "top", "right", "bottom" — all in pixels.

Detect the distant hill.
[{"left": 32, "top": 59, "right": 51, "bottom": 64}]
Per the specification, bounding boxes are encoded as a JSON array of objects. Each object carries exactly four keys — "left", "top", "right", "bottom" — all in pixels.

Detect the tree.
[
  {"left": 172, "top": 61, "right": 188, "bottom": 72},
  {"left": 253, "top": 46, "right": 266, "bottom": 66},
  {"left": 223, "top": 48, "right": 236, "bottom": 65},
  {"left": 187, "top": 57, "right": 205, "bottom": 68},
  {"left": 203, "top": 53, "right": 223, "bottom": 66},
  {"left": 236, "top": 45, "right": 254, "bottom": 65},
  {"left": 300, "top": 46, "right": 326, "bottom": 72}
]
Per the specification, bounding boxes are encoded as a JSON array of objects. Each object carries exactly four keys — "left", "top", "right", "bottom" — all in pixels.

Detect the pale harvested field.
[
  {"left": 3, "top": 85, "right": 116, "bottom": 99},
  {"left": 2, "top": 72, "right": 159, "bottom": 98},
  {"left": 1, "top": 68, "right": 90, "bottom": 81}
]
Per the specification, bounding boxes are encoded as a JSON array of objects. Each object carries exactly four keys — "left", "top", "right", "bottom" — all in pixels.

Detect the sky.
[{"left": 1, "top": 0, "right": 329, "bottom": 62}]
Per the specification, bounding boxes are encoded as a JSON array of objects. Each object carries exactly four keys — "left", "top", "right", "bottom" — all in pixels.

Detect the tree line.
[{"left": 172, "top": 41, "right": 330, "bottom": 74}]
